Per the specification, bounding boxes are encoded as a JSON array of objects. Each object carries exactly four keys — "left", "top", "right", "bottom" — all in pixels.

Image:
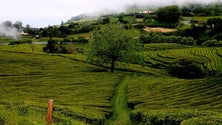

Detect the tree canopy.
[
  {"left": 168, "top": 59, "right": 206, "bottom": 79},
  {"left": 156, "top": 5, "right": 181, "bottom": 24},
  {"left": 87, "top": 24, "right": 144, "bottom": 72}
]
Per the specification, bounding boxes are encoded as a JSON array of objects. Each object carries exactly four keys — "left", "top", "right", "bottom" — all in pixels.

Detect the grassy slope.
[
  {"left": 0, "top": 45, "right": 126, "bottom": 124},
  {"left": 129, "top": 76, "right": 222, "bottom": 111},
  {"left": 128, "top": 43, "right": 222, "bottom": 124},
  {"left": 128, "top": 75, "right": 222, "bottom": 124},
  {"left": 1, "top": 43, "right": 222, "bottom": 124}
]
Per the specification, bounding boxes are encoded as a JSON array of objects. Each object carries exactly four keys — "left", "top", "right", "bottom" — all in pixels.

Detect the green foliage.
[
  {"left": 131, "top": 110, "right": 220, "bottom": 125},
  {"left": 87, "top": 24, "right": 144, "bottom": 72},
  {"left": 181, "top": 2, "right": 222, "bottom": 16},
  {"left": 13, "top": 21, "right": 23, "bottom": 32},
  {"left": 143, "top": 43, "right": 192, "bottom": 51},
  {"left": 123, "top": 16, "right": 135, "bottom": 23},
  {"left": 202, "top": 39, "right": 222, "bottom": 47},
  {"left": 0, "top": 114, "right": 8, "bottom": 125},
  {"left": 177, "top": 16, "right": 222, "bottom": 45},
  {"left": 38, "top": 23, "right": 95, "bottom": 38},
  {"left": 43, "top": 39, "right": 84, "bottom": 54},
  {"left": 140, "top": 32, "right": 196, "bottom": 45},
  {"left": 168, "top": 59, "right": 206, "bottom": 79},
  {"left": 0, "top": 102, "right": 46, "bottom": 125},
  {"left": 128, "top": 73, "right": 222, "bottom": 124},
  {"left": 62, "top": 37, "right": 89, "bottom": 44},
  {"left": 146, "top": 21, "right": 172, "bottom": 28},
  {"left": 156, "top": 5, "right": 181, "bottom": 24},
  {"left": 207, "top": 17, "right": 222, "bottom": 38},
  {"left": 181, "top": 116, "right": 222, "bottom": 125},
  {"left": 102, "top": 17, "right": 110, "bottom": 24},
  {"left": 9, "top": 39, "right": 32, "bottom": 45},
  {"left": 2, "top": 15, "right": 222, "bottom": 124},
  {"left": 43, "top": 39, "right": 60, "bottom": 53},
  {"left": 0, "top": 48, "right": 125, "bottom": 124},
  {"left": 144, "top": 46, "right": 222, "bottom": 74},
  {"left": 117, "top": 14, "right": 136, "bottom": 24},
  {"left": 215, "top": 70, "right": 222, "bottom": 77},
  {"left": 176, "top": 24, "right": 208, "bottom": 45},
  {"left": 118, "top": 14, "right": 125, "bottom": 23}
]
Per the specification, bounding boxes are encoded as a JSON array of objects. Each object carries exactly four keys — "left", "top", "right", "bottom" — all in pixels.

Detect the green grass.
[
  {"left": 135, "top": 18, "right": 144, "bottom": 23},
  {"left": 124, "top": 16, "right": 135, "bottom": 23},
  {"left": 106, "top": 75, "right": 132, "bottom": 125},
  {"left": 68, "top": 32, "right": 91, "bottom": 39},
  {"left": 0, "top": 37, "right": 13, "bottom": 45},
  {"left": 179, "top": 24, "right": 192, "bottom": 30},
  {"left": 109, "top": 15, "right": 136, "bottom": 23},
  {"left": 183, "top": 16, "right": 222, "bottom": 23},
  {"left": 192, "top": 16, "right": 222, "bottom": 23}
]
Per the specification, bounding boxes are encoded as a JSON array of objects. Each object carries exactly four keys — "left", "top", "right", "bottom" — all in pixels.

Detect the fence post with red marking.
[{"left": 47, "top": 99, "right": 53, "bottom": 125}]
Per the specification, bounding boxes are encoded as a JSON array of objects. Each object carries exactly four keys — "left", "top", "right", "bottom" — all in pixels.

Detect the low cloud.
[
  {"left": 0, "top": 22, "right": 19, "bottom": 39},
  {"left": 0, "top": 0, "right": 220, "bottom": 27}
]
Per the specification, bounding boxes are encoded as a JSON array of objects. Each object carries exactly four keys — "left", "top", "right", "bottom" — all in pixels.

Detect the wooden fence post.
[{"left": 47, "top": 99, "right": 54, "bottom": 125}]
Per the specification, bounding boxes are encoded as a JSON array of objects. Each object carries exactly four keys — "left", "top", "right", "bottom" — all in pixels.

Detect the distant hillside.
[
  {"left": 68, "top": 5, "right": 155, "bottom": 22},
  {"left": 69, "top": 9, "right": 121, "bottom": 22},
  {"left": 69, "top": 14, "right": 95, "bottom": 22},
  {"left": 68, "top": 1, "right": 222, "bottom": 23}
]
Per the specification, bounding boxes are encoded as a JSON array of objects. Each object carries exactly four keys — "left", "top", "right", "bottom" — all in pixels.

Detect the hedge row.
[
  {"left": 140, "top": 33, "right": 196, "bottom": 46},
  {"left": 131, "top": 110, "right": 221, "bottom": 125}
]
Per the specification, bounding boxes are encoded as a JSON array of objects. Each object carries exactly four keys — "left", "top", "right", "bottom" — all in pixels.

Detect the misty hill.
[
  {"left": 68, "top": 5, "right": 154, "bottom": 22},
  {"left": 68, "top": 1, "right": 222, "bottom": 22},
  {"left": 69, "top": 14, "right": 95, "bottom": 22},
  {"left": 69, "top": 9, "right": 121, "bottom": 22}
]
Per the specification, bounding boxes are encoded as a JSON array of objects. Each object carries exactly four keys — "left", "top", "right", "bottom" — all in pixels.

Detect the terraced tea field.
[
  {"left": 144, "top": 44, "right": 222, "bottom": 73},
  {"left": 0, "top": 45, "right": 127, "bottom": 124},
  {"left": 128, "top": 75, "right": 222, "bottom": 124},
  {"left": 1, "top": 43, "right": 222, "bottom": 124},
  {"left": 128, "top": 43, "right": 222, "bottom": 124}
]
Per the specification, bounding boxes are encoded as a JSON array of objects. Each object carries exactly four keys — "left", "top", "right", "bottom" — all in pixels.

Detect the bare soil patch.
[{"left": 144, "top": 27, "right": 177, "bottom": 33}]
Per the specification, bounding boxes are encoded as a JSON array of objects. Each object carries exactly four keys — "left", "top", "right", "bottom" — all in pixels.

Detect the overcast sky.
[{"left": 0, "top": 0, "right": 220, "bottom": 28}]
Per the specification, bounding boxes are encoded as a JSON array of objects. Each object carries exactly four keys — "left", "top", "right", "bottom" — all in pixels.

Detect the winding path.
[{"left": 106, "top": 75, "right": 132, "bottom": 125}]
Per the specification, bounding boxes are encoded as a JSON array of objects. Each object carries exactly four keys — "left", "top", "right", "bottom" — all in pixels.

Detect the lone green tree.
[{"left": 87, "top": 24, "right": 144, "bottom": 72}]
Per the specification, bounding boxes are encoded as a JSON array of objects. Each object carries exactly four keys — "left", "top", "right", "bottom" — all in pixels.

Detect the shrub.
[
  {"left": 43, "top": 39, "right": 60, "bottom": 53},
  {"left": 215, "top": 70, "right": 222, "bottom": 77},
  {"left": 131, "top": 110, "right": 220, "bottom": 125},
  {"left": 168, "top": 59, "right": 205, "bottom": 79},
  {"left": 202, "top": 39, "right": 222, "bottom": 47},
  {"left": 61, "top": 37, "right": 88, "bottom": 44},
  {"left": 181, "top": 116, "right": 222, "bottom": 125},
  {"left": 9, "top": 40, "right": 32, "bottom": 45},
  {"left": 76, "top": 37, "right": 88, "bottom": 44},
  {"left": 140, "top": 33, "right": 196, "bottom": 45},
  {"left": 0, "top": 115, "right": 8, "bottom": 125}
]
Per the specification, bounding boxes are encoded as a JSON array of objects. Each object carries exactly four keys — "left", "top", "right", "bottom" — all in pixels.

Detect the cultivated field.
[
  {"left": 0, "top": 45, "right": 126, "bottom": 124},
  {"left": 1, "top": 43, "right": 222, "bottom": 124}
]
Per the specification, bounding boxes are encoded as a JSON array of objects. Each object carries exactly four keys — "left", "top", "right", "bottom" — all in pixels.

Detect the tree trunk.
[{"left": 111, "top": 60, "right": 115, "bottom": 72}]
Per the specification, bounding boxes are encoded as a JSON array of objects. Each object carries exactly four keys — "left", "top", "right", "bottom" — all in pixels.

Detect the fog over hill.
[
  {"left": 0, "top": 0, "right": 221, "bottom": 27},
  {"left": 69, "top": 0, "right": 221, "bottom": 21}
]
